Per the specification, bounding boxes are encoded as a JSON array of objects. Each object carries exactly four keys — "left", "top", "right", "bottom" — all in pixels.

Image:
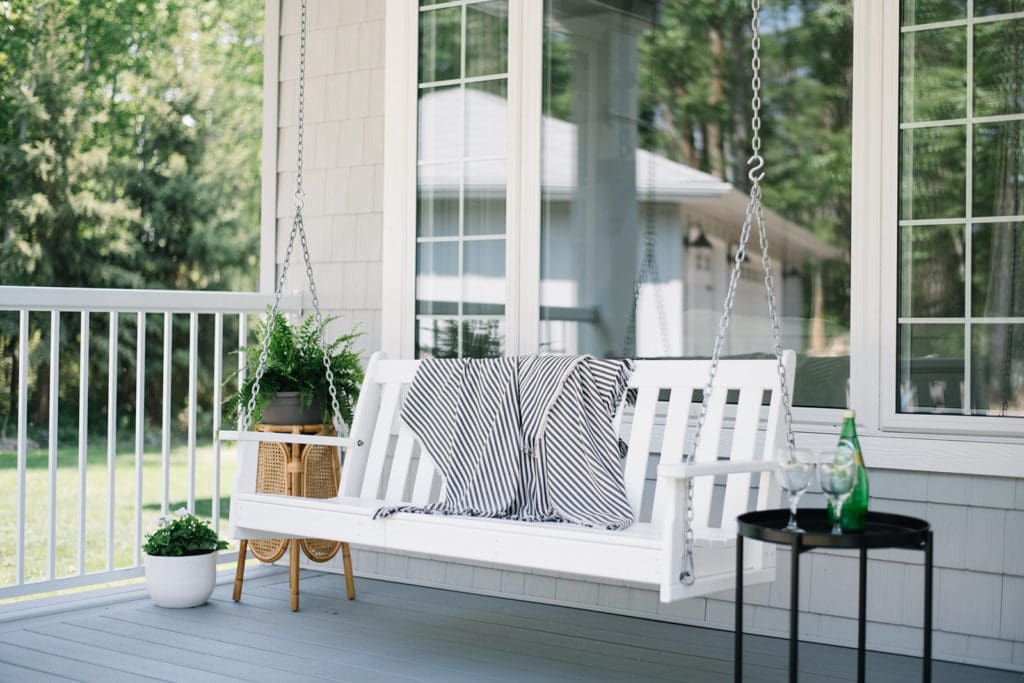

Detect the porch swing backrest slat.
[
  {"left": 384, "top": 424, "right": 417, "bottom": 504},
  {"left": 359, "top": 382, "right": 404, "bottom": 500}
]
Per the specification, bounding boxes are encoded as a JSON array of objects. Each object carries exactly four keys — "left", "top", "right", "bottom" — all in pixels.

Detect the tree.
[
  {"left": 0, "top": 0, "right": 263, "bottom": 437},
  {"left": 637, "top": 0, "right": 853, "bottom": 344}
]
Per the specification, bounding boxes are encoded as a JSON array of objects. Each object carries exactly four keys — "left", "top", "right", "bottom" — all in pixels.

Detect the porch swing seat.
[
  {"left": 228, "top": 350, "right": 795, "bottom": 602},
  {"left": 226, "top": 0, "right": 798, "bottom": 604}
]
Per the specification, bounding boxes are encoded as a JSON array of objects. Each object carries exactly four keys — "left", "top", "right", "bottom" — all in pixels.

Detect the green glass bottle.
[{"left": 827, "top": 410, "right": 868, "bottom": 532}]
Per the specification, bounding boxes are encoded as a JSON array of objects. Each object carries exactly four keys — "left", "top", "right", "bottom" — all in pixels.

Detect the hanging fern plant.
[{"left": 227, "top": 311, "right": 363, "bottom": 428}]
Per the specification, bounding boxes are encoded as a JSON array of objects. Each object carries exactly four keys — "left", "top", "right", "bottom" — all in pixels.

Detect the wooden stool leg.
[
  {"left": 289, "top": 538, "right": 300, "bottom": 612},
  {"left": 341, "top": 542, "right": 356, "bottom": 600},
  {"left": 232, "top": 539, "right": 248, "bottom": 602}
]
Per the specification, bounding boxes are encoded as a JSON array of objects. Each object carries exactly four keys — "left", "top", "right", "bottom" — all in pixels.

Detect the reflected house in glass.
[{"left": 415, "top": 86, "right": 841, "bottom": 359}]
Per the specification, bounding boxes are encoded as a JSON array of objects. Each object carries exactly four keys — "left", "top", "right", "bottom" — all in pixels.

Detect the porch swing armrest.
[{"left": 657, "top": 460, "right": 775, "bottom": 480}]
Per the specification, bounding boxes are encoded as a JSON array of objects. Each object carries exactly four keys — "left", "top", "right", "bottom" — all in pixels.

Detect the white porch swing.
[{"left": 222, "top": 0, "right": 796, "bottom": 606}]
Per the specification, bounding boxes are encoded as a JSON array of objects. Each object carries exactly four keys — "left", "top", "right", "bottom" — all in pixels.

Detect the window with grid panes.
[
  {"left": 415, "top": 0, "right": 509, "bottom": 359},
  {"left": 898, "top": 1, "right": 1024, "bottom": 416}
]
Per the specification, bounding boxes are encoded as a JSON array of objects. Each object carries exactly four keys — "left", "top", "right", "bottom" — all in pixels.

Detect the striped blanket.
[{"left": 374, "top": 355, "right": 635, "bottom": 530}]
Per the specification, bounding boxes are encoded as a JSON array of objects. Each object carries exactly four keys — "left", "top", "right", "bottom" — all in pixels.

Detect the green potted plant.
[
  {"left": 229, "top": 312, "right": 363, "bottom": 428},
  {"left": 142, "top": 508, "right": 229, "bottom": 608}
]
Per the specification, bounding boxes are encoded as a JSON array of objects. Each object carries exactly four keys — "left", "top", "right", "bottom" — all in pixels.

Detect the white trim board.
[
  {"left": 260, "top": 0, "right": 281, "bottom": 295},
  {"left": 382, "top": 0, "right": 418, "bottom": 359},
  {"left": 791, "top": 425, "right": 1024, "bottom": 478}
]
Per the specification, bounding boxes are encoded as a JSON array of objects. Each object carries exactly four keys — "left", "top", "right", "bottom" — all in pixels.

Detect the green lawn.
[{"left": 0, "top": 440, "right": 237, "bottom": 588}]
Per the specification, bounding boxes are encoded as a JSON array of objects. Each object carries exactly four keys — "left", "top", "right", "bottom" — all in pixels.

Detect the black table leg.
[
  {"left": 924, "top": 530, "right": 933, "bottom": 683},
  {"left": 859, "top": 548, "right": 867, "bottom": 683},
  {"left": 790, "top": 534, "right": 801, "bottom": 683},
  {"left": 736, "top": 534, "right": 743, "bottom": 683}
]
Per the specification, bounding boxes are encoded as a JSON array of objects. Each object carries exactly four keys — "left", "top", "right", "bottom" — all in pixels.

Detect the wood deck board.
[
  {"left": 0, "top": 568, "right": 1019, "bottom": 683},
  {"left": 299, "top": 575, "right": 946, "bottom": 683},
  {"left": 241, "top": 577, "right": 739, "bottom": 680},
  {"left": 198, "top": 591, "right": 651, "bottom": 683},
  {"left": 108, "top": 605, "right": 514, "bottom": 683}
]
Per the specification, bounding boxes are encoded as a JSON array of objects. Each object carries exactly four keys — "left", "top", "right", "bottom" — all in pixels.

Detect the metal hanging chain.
[
  {"left": 623, "top": 151, "right": 672, "bottom": 358},
  {"left": 623, "top": 19, "right": 671, "bottom": 360},
  {"left": 679, "top": 0, "right": 796, "bottom": 587},
  {"left": 243, "top": 0, "right": 345, "bottom": 435}
]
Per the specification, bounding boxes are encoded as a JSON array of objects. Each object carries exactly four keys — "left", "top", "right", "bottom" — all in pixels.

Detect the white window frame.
[
  {"left": 856, "top": 0, "right": 1024, "bottom": 442},
  {"left": 260, "top": 0, "right": 281, "bottom": 294},
  {"left": 383, "top": 0, "right": 544, "bottom": 359},
  {"left": 381, "top": 0, "right": 1024, "bottom": 476}
]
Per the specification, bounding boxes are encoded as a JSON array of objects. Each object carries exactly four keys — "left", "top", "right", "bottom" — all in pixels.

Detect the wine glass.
[
  {"left": 817, "top": 447, "right": 858, "bottom": 535},
  {"left": 774, "top": 448, "right": 815, "bottom": 532}
]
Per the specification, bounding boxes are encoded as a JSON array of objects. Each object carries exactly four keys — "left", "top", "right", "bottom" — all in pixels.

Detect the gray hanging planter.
[{"left": 260, "top": 392, "right": 322, "bottom": 425}]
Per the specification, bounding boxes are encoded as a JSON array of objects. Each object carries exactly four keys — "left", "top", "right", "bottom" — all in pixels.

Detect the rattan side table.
[{"left": 231, "top": 423, "right": 355, "bottom": 611}]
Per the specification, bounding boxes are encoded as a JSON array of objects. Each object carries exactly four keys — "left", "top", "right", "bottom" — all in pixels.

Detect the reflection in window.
[
  {"left": 538, "top": 0, "right": 853, "bottom": 408},
  {"left": 416, "top": 1, "right": 508, "bottom": 358},
  {"left": 898, "top": 9, "right": 1024, "bottom": 416}
]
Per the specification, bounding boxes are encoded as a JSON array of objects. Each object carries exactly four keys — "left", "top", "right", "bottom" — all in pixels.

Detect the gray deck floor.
[{"left": 0, "top": 566, "right": 1019, "bottom": 683}]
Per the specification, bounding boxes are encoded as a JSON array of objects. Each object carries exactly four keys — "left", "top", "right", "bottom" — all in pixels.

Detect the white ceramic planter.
[{"left": 144, "top": 552, "right": 218, "bottom": 608}]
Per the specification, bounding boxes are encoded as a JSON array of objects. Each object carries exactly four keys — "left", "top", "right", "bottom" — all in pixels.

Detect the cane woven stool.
[{"left": 231, "top": 423, "right": 355, "bottom": 611}]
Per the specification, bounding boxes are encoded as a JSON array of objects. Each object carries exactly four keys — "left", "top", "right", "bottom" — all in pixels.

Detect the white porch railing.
[{"left": 0, "top": 286, "right": 299, "bottom": 599}]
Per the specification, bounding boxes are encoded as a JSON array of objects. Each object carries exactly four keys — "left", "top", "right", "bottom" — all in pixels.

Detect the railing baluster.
[
  {"left": 48, "top": 310, "right": 60, "bottom": 581},
  {"left": 187, "top": 312, "right": 198, "bottom": 514},
  {"left": 212, "top": 313, "right": 224, "bottom": 535},
  {"left": 78, "top": 312, "right": 89, "bottom": 576},
  {"left": 162, "top": 312, "right": 172, "bottom": 515},
  {"left": 106, "top": 312, "right": 118, "bottom": 572},
  {"left": 16, "top": 310, "right": 29, "bottom": 587},
  {"left": 135, "top": 312, "right": 146, "bottom": 567}
]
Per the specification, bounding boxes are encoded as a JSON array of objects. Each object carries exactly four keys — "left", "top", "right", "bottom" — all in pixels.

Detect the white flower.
[
  {"left": 174, "top": 506, "right": 189, "bottom": 518},
  {"left": 154, "top": 514, "right": 170, "bottom": 527}
]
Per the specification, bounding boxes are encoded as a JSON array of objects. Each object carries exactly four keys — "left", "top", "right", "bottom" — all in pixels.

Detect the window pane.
[
  {"left": 416, "top": 317, "right": 460, "bottom": 358},
  {"left": 463, "top": 239, "right": 505, "bottom": 314},
  {"left": 972, "top": 223, "right": 1024, "bottom": 317},
  {"left": 418, "top": 164, "right": 459, "bottom": 238},
  {"left": 464, "top": 160, "right": 506, "bottom": 236},
  {"left": 899, "top": 224, "right": 965, "bottom": 317},
  {"left": 418, "top": 85, "right": 461, "bottom": 163},
  {"left": 971, "top": 324, "right": 1024, "bottom": 416},
  {"left": 974, "top": 19, "right": 1024, "bottom": 117},
  {"left": 899, "top": 125, "right": 966, "bottom": 220},
  {"left": 902, "top": 0, "right": 967, "bottom": 25},
  {"left": 462, "top": 320, "right": 505, "bottom": 357},
  {"left": 419, "top": 7, "right": 461, "bottom": 83},
  {"left": 975, "top": 0, "right": 1024, "bottom": 16},
  {"left": 416, "top": 242, "right": 459, "bottom": 316},
  {"left": 466, "top": 79, "right": 508, "bottom": 158},
  {"left": 466, "top": 1, "right": 508, "bottom": 78},
  {"left": 973, "top": 120, "right": 1023, "bottom": 218},
  {"left": 900, "top": 27, "right": 966, "bottom": 123},
  {"left": 538, "top": 0, "right": 853, "bottom": 407},
  {"left": 898, "top": 323, "right": 965, "bottom": 413}
]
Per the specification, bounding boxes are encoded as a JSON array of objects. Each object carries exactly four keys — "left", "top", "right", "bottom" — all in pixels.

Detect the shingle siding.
[{"left": 277, "top": 3, "right": 383, "bottom": 354}]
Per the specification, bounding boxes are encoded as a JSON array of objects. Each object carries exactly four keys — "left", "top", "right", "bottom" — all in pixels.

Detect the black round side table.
[{"left": 735, "top": 509, "right": 933, "bottom": 683}]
